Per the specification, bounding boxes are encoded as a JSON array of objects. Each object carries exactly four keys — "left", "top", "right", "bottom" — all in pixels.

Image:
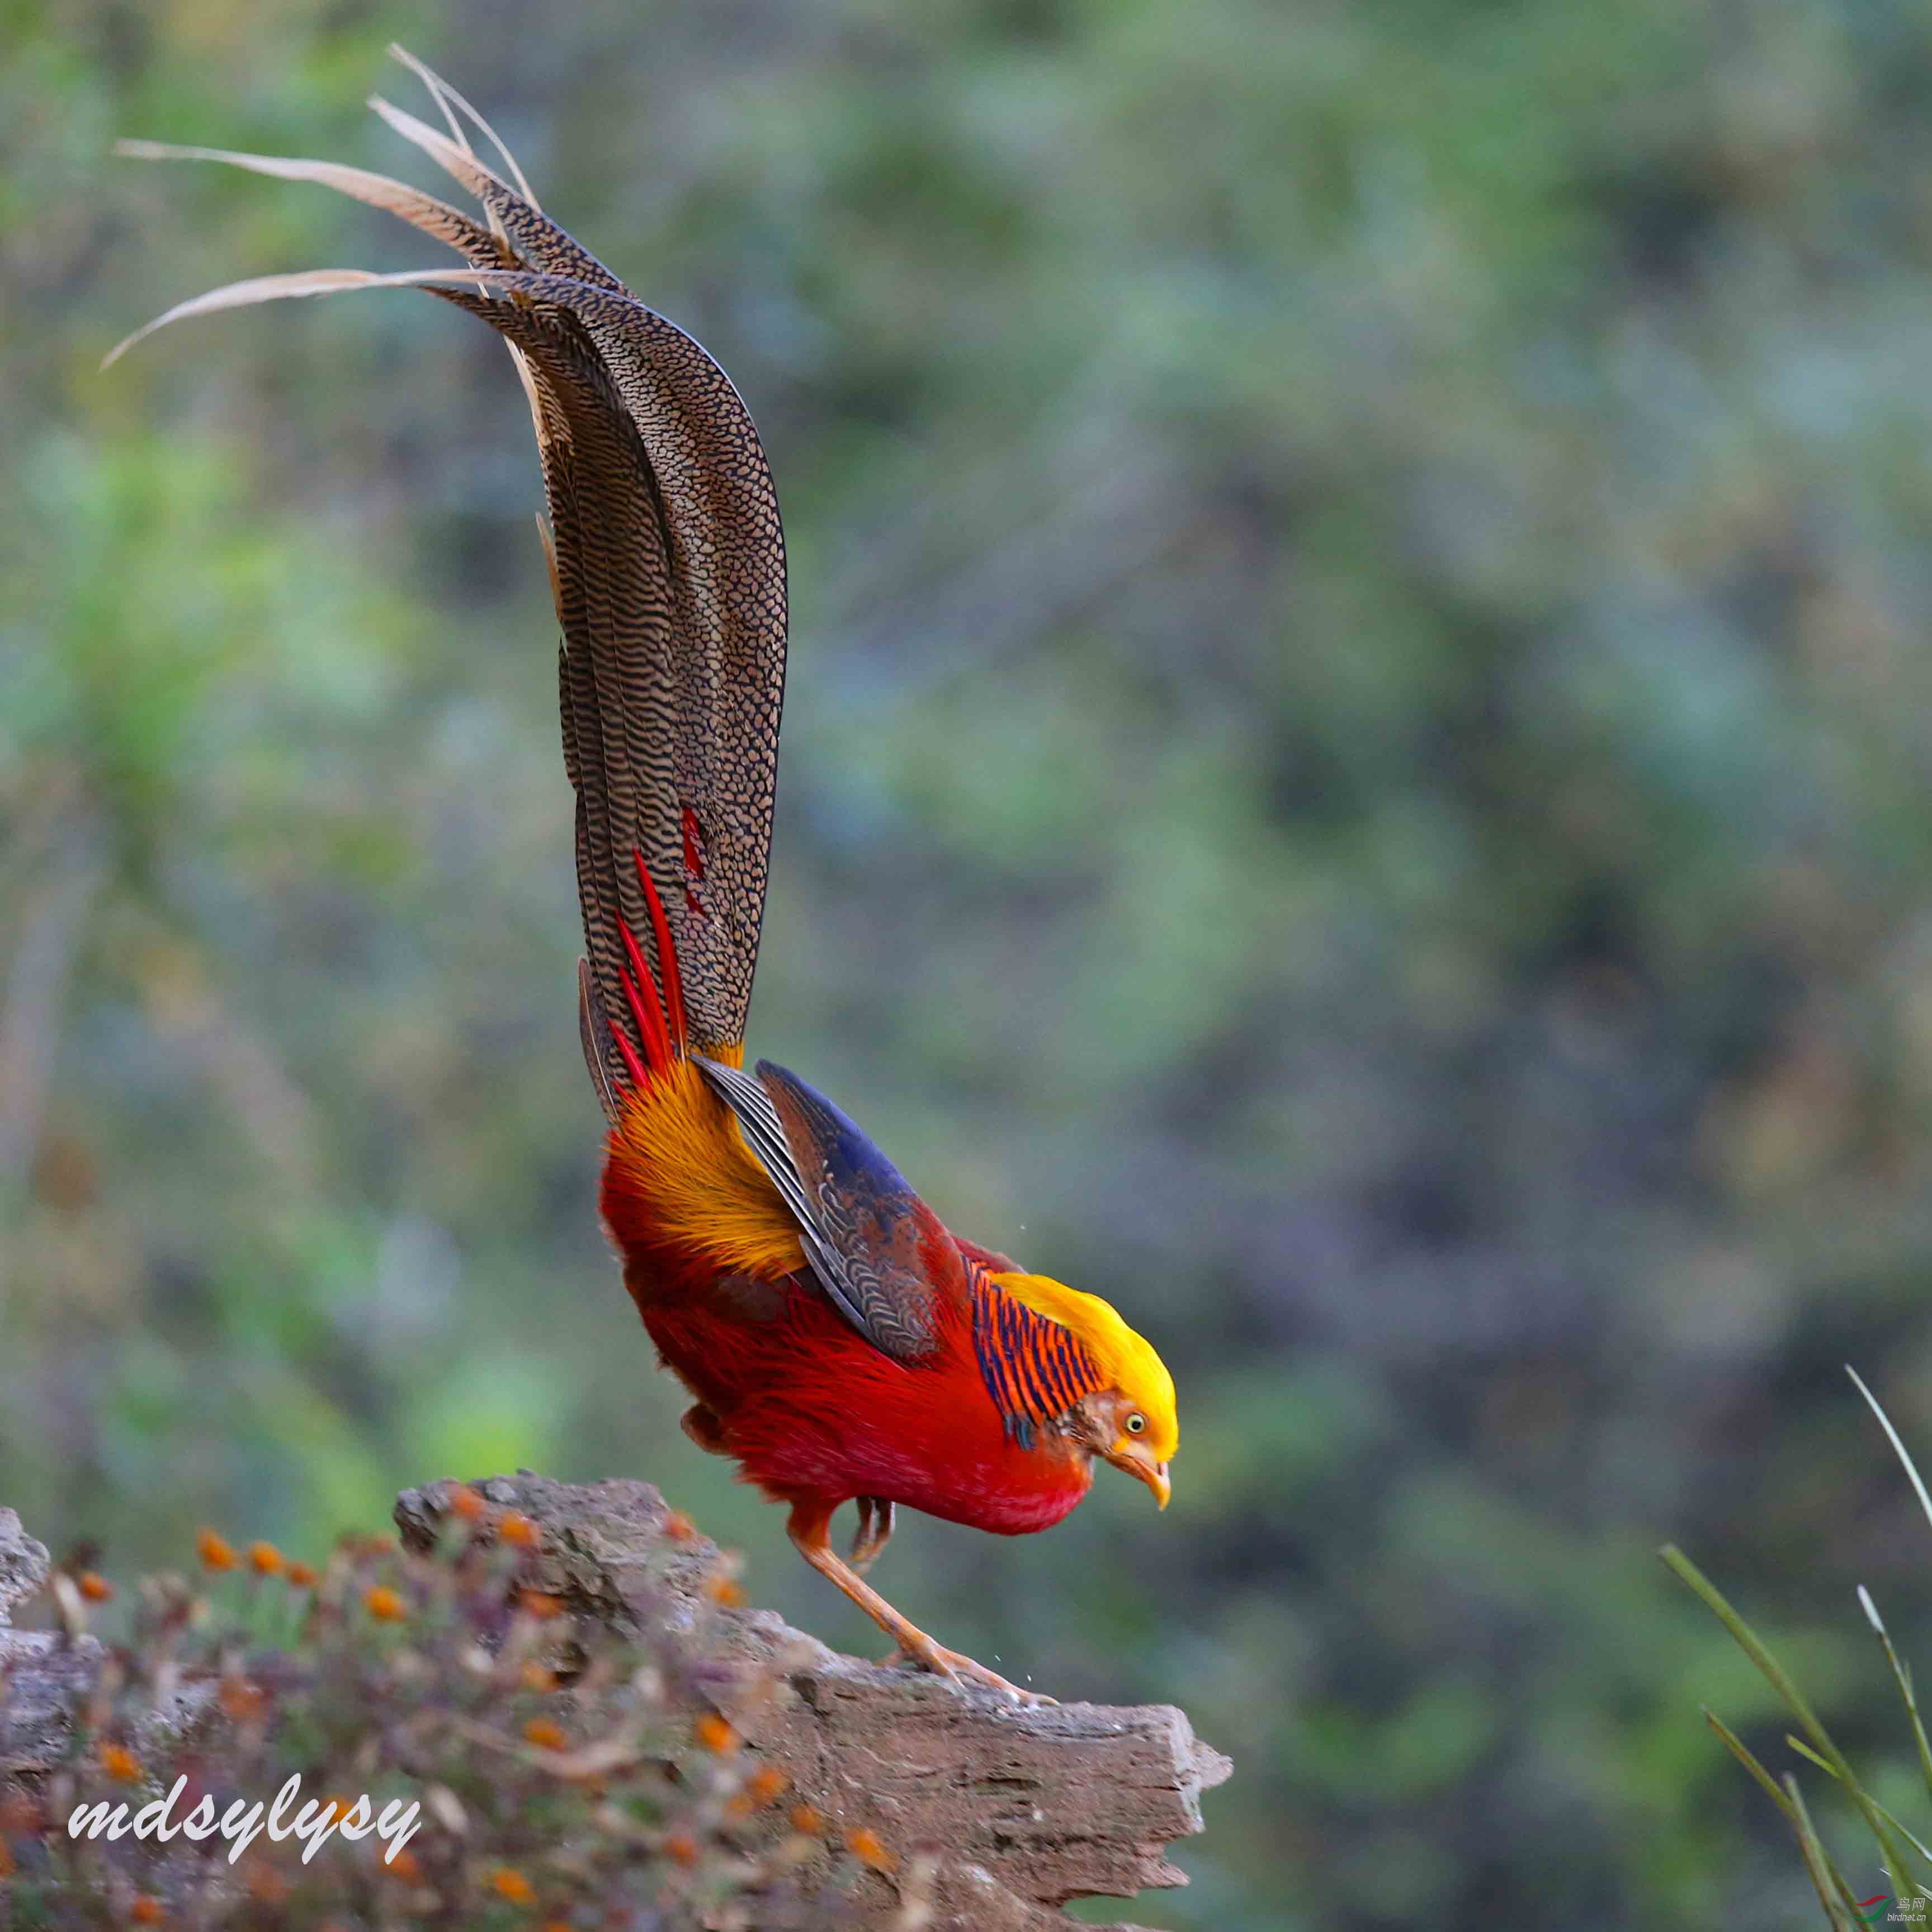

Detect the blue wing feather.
[{"left": 695, "top": 1056, "right": 960, "bottom": 1361}]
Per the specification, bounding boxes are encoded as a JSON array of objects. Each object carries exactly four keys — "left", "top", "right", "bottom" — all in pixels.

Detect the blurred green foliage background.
[{"left": 12, "top": 0, "right": 1932, "bottom": 1923}]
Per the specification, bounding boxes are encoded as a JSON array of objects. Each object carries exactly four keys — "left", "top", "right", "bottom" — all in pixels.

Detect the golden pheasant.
[{"left": 112, "top": 50, "right": 1177, "bottom": 1701}]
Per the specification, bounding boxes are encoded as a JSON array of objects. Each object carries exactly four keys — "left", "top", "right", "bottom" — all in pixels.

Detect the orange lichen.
[
  {"left": 285, "top": 1561, "right": 319, "bottom": 1589},
  {"left": 523, "top": 1718, "right": 568, "bottom": 1751},
  {"left": 519, "top": 1590, "right": 564, "bottom": 1621},
  {"left": 845, "top": 1826, "right": 896, "bottom": 1873},
  {"left": 99, "top": 1743, "right": 141, "bottom": 1784},
  {"left": 497, "top": 1510, "right": 540, "bottom": 1548},
  {"left": 521, "top": 1662, "right": 558, "bottom": 1693},
  {"left": 662, "top": 1508, "right": 696, "bottom": 1541},
  {"left": 247, "top": 1541, "right": 284, "bottom": 1576},
  {"left": 77, "top": 1571, "right": 112, "bottom": 1603},
  {"left": 447, "top": 1484, "right": 485, "bottom": 1522},
  {"left": 694, "top": 1712, "right": 738, "bottom": 1754},
  {"left": 788, "top": 1803, "right": 824, "bottom": 1836},
  {"left": 130, "top": 1896, "right": 163, "bottom": 1925},
  {"left": 663, "top": 1831, "right": 698, "bottom": 1867}
]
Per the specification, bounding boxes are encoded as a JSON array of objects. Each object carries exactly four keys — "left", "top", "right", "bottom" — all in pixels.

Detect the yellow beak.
[{"left": 1104, "top": 1441, "right": 1171, "bottom": 1509}]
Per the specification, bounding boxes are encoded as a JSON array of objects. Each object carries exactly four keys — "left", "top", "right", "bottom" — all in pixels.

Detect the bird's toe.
[
  {"left": 884, "top": 1641, "right": 961, "bottom": 1687},
  {"left": 923, "top": 1645, "right": 1055, "bottom": 1706}
]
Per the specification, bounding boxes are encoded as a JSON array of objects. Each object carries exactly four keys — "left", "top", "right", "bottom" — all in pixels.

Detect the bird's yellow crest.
[{"left": 991, "top": 1273, "right": 1179, "bottom": 1463}]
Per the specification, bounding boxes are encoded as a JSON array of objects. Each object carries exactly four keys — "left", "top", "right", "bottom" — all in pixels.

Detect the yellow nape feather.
[
  {"left": 991, "top": 1272, "right": 1179, "bottom": 1462},
  {"left": 610, "top": 1057, "right": 806, "bottom": 1278}
]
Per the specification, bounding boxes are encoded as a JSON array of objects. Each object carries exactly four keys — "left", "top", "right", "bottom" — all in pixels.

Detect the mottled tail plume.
[{"left": 108, "top": 48, "right": 788, "bottom": 1112}]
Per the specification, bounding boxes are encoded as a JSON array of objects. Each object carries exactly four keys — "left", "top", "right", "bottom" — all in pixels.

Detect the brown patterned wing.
[
  {"left": 695, "top": 1057, "right": 966, "bottom": 1363},
  {"left": 108, "top": 54, "right": 788, "bottom": 1088}
]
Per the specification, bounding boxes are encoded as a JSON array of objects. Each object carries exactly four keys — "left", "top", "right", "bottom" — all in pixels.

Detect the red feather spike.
[
  {"left": 616, "top": 915, "right": 672, "bottom": 1071},
  {"left": 608, "top": 1009, "right": 649, "bottom": 1092},
  {"left": 632, "top": 849, "right": 688, "bottom": 1052},
  {"left": 618, "top": 963, "right": 670, "bottom": 1074},
  {"left": 617, "top": 953, "right": 670, "bottom": 1074}
]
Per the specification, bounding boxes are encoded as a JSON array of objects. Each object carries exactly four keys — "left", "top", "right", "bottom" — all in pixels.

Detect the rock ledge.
[{"left": 396, "top": 1472, "right": 1230, "bottom": 1931}]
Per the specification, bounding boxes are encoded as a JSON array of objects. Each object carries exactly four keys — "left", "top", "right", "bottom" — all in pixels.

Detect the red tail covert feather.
[
  {"left": 607, "top": 848, "right": 690, "bottom": 1092},
  {"left": 618, "top": 961, "right": 669, "bottom": 1075},
  {"left": 608, "top": 999, "right": 650, "bottom": 1090},
  {"left": 618, "top": 911, "right": 672, "bottom": 1067},
  {"left": 632, "top": 849, "right": 688, "bottom": 1052}
]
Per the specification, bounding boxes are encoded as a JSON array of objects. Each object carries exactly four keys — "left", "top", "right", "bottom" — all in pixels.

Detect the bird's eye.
[{"left": 1126, "top": 1413, "right": 1146, "bottom": 1434}]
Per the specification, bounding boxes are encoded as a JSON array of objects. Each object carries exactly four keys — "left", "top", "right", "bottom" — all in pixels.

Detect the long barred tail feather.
[
  {"left": 107, "top": 49, "right": 788, "bottom": 1112},
  {"left": 576, "top": 958, "right": 624, "bottom": 1120}
]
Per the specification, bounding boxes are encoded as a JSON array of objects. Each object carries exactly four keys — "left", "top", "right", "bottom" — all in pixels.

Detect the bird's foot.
[
  {"left": 786, "top": 1498, "right": 1053, "bottom": 1706},
  {"left": 887, "top": 1635, "right": 1056, "bottom": 1706}
]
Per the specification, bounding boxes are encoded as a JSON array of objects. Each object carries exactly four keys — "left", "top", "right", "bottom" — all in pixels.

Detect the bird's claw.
[{"left": 889, "top": 1640, "right": 1056, "bottom": 1706}]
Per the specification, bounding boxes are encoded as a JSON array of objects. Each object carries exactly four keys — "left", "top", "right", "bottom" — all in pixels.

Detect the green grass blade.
[
  {"left": 1787, "top": 1776, "right": 1862, "bottom": 1932},
  {"left": 1777, "top": 1736, "right": 1897, "bottom": 1914},
  {"left": 1704, "top": 1715, "right": 1873, "bottom": 1914},
  {"left": 1848, "top": 1367, "right": 1932, "bottom": 1541},
  {"left": 1663, "top": 1544, "right": 1843, "bottom": 1751},
  {"left": 1705, "top": 1707, "right": 1798, "bottom": 1825},
  {"left": 1861, "top": 1583, "right": 1932, "bottom": 1812},
  {"left": 1661, "top": 1543, "right": 1920, "bottom": 1897},
  {"left": 1785, "top": 1734, "right": 1932, "bottom": 1867}
]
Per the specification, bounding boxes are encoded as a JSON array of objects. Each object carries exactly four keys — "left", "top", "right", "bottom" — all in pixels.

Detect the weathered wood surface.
[{"left": 0, "top": 1505, "right": 97, "bottom": 1780}]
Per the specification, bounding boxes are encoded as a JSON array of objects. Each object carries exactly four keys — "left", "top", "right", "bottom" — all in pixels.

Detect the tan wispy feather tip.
[{"left": 109, "top": 49, "right": 790, "bottom": 1108}]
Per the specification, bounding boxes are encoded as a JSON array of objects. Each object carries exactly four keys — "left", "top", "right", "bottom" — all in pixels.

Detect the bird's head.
[{"left": 990, "top": 1273, "right": 1177, "bottom": 1508}]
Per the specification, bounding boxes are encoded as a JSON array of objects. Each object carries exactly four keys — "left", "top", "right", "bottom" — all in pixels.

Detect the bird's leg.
[
  {"left": 786, "top": 1500, "right": 1051, "bottom": 1705},
  {"left": 848, "top": 1496, "right": 895, "bottom": 1574}
]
